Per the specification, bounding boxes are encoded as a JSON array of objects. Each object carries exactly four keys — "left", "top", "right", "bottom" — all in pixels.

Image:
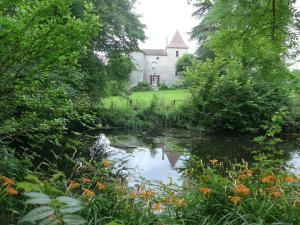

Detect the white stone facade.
[{"left": 129, "top": 30, "right": 188, "bottom": 86}]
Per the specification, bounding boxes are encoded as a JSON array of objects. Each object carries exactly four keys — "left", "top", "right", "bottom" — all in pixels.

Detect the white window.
[{"left": 151, "top": 61, "right": 157, "bottom": 74}]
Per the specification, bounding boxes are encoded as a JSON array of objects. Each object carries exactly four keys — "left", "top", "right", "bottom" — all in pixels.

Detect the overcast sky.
[{"left": 134, "top": 0, "right": 300, "bottom": 54}]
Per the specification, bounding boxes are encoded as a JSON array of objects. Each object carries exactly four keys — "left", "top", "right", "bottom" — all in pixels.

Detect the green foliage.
[
  {"left": 186, "top": 0, "right": 299, "bottom": 132},
  {"left": 99, "top": 90, "right": 191, "bottom": 128},
  {"left": 176, "top": 53, "right": 196, "bottom": 76},
  {"left": 185, "top": 60, "right": 291, "bottom": 132},
  {"left": 131, "top": 81, "right": 152, "bottom": 91},
  {"left": 158, "top": 83, "right": 186, "bottom": 90},
  {"left": 22, "top": 193, "right": 85, "bottom": 225},
  {"left": 0, "top": 0, "right": 145, "bottom": 175}
]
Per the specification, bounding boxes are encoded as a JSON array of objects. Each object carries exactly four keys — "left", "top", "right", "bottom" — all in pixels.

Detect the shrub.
[
  {"left": 185, "top": 60, "right": 291, "bottom": 132},
  {"left": 131, "top": 81, "right": 152, "bottom": 91}
]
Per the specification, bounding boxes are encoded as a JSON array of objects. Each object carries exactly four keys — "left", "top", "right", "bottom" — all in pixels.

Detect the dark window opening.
[
  {"left": 176, "top": 51, "right": 179, "bottom": 57},
  {"left": 156, "top": 57, "right": 160, "bottom": 60}
]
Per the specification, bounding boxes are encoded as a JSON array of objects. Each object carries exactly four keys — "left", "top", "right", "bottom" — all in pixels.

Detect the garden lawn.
[{"left": 101, "top": 89, "right": 189, "bottom": 109}]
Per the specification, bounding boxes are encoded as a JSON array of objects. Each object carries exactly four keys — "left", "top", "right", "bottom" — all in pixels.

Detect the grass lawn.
[{"left": 101, "top": 89, "right": 189, "bottom": 109}]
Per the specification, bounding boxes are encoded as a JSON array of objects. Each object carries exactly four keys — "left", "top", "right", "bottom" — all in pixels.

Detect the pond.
[{"left": 98, "top": 128, "right": 300, "bottom": 184}]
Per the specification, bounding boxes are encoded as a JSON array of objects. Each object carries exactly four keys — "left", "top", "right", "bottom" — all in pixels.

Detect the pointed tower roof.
[{"left": 167, "top": 30, "right": 188, "bottom": 49}]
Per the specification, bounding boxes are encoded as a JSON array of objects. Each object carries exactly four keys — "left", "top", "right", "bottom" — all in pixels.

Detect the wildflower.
[
  {"left": 199, "top": 187, "right": 212, "bottom": 196},
  {"left": 130, "top": 192, "right": 138, "bottom": 198},
  {"left": 140, "top": 191, "right": 148, "bottom": 200},
  {"left": 284, "top": 176, "right": 295, "bottom": 183},
  {"left": 244, "top": 169, "right": 253, "bottom": 177},
  {"left": 228, "top": 196, "right": 241, "bottom": 205},
  {"left": 81, "top": 177, "right": 91, "bottom": 184},
  {"left": 270, "top": 191, "right": 281, "bottom": 198},
  {"left": 0, "top": 176, "right": 14, "bottom": 186},
  {"left": 234, "top": 184, "right": 250, "bottom": 197},
  {"left": 147, "top": 190, "right": 155, "bottom": 198},
  {"left": 260, "top": 175, "right": 276, "bottom": 183},
  {"left": 297, "top": 173, "right": 300, "bottom": 177},
  {"left": 210, "top": 159, "right": 218, "bottom": 166},
  {"left": 174, "top": 199, "right": 185, "bottom": 207},
  {"left": 82, "top": 188, "right": 95, "bottom": 198},
  {"left": 153, "top": 203, "right": 162, "bottom": 212},
  {"left": 68, "top": 180, "right": 80, "bottom": 190},
  {"left": 96, "top": 182, "right": 106, "bottom": 191},
  {"left": 102, "top": 159, "right": 111, "bottom": 168},
  {"left": 264, "top": 187, "right": 275, "bottom": 193},
  {"left": 6, "top": 186, "right": 18, "bottom": 196}
]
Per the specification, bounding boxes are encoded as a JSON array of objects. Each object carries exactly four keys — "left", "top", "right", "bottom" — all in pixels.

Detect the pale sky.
[
  {"left": 135, "top": 0, "right": 300, "bottom": 54},
  {"left": 134, "top": 0, "right": 198, "bottom": 53}
]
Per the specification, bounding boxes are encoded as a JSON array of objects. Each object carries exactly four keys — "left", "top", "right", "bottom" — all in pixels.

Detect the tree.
[
  {"left": 185, "top": 0, "right": 299, "bottom": 131},
  {"left": 176, "top": 54, "right": 195, "bottom": 76},
  {"left": 0, "top": 0, "right": 145, "bottom": 156},
  {"left": 74, "top": 0, "right": 146, "bottom": 100}
]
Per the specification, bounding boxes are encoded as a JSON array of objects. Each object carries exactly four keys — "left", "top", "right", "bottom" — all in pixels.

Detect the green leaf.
[
  {"left": 60, "top": 206, "right": 82, "bottom": 214},
  {"left": 105, "top": 221, "right": 122, "bottom": 225},
  {"left": 17, "top": 182, "right": 41, "bottom": 192},
  {"left": 22, "top": 206, "right": 54, "bottom": 223},
  {"left": 25, "top": 192, "right": 51, "bottom": 205},
  {"left": 56, "top": 196, "right": 81, "bottom": 206},
  {"left": 39, "top": 218, "right": 60, "bottom": 225},
  {"left": 62, "top": 215, "right": 86, "bottom": 225}
]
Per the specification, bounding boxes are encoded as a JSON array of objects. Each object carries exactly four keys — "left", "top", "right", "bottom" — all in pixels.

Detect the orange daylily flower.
[
  {"left": 199, "top": 187, "right": 212, "bottom": 196},
  {"left": 147, "top": 190, "right": 155, "bottom": 198},
  {"left": 270, "top": 191, "right": 281, "bottom": 198},
  {"left": 130, "top": 192, "right": 138, "bottom": 198},
  {"left": 102, "top": 159, "right": 111, "bottom": 168},
  {"left": 0, "top": 176, "right": 14, "bottom": 186},
  {"left": 68, "top": 180, "right": 80, "bottom": 190},
  {"left": 96, "top": 182, "right": 106, "bottom": 191},
  {"left": 6, "top": 186, "right": 18, "bottom": 196},
  {"left": 174, "top": 199, "right": 185, "bottom": 207},
  {"left": 284, "top": 176, "right": 295, "bottom": 183},
  {"left": 228, "top": 196, "right": 241, "bottom": 205},
  {"left": 153, "top": 203, "right": 162, "bottom": 212},
  {"left": 82, "top": 188, "right": 95, "bottom": 198},
  {"left": 244, "top": 169, "right": 253, "bottom": 177},
  {"left": 210, "top": 159, "right": 218, "bottom": 166},
  {"left": 140, "top": 191, "right": 148, "bottom": 199},
  {"left": 234, "top": 184, "right": 250, "bottom": 197},
  {"left": 81, "top": 177, "right": 91, "bottom": 184},
  {"left": 260, "top": 175, "right": 277, "bottom": 183}
]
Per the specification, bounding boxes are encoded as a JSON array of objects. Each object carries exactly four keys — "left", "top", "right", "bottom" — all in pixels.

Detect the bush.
[
  {"left": 185, "top": 60, "right": 291, "bottom": 132},
  {"left": 159, "top": 83, "right": 186, "bottom": 91},
  {"left": 131, "top": 81, "right": 152, "bottom": 91}
]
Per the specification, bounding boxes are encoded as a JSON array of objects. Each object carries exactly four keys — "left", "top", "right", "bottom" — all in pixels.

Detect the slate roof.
[
  {"left": 167, "top": 30, "right": 188, "bottom": 49},
  {"left": 141, "top": 49, "right": 167, "bottom": 56}
]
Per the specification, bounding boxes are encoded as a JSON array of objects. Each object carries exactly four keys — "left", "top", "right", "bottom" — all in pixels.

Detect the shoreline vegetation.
[{"left": 1, "top": 0, "right": 300, "bottom": 224}]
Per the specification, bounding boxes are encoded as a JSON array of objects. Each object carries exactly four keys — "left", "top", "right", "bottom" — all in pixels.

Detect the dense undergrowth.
[{"left": 1, "top": 116, "right": 299, "bottom": 225}]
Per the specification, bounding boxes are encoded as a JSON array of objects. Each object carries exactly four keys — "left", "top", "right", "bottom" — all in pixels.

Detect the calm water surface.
[{"left": 101, "top": 129, "right": 300, "bottom": 184}]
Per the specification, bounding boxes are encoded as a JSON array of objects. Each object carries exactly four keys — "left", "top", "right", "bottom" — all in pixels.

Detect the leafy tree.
[
  {"left": 0, "top": 0, "right": 145, "bottom": 161},
  {"left": 176, "top": 54, "right": 196, "bottom": 76},
  {"left": 74, "top": 0, "right": 146, "bottom": 100},
  {"left": 186, "top": 0, "right": 299, "bottom": 131}
]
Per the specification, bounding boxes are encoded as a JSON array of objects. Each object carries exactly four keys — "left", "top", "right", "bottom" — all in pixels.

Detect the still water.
[{"left": 99, "top": 128, "right": 300, "bottom": 184}]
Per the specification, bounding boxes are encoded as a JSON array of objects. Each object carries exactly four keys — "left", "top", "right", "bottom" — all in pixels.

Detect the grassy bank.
[{"left": 101, "top": 89, "right": 189, "bottom": 109}]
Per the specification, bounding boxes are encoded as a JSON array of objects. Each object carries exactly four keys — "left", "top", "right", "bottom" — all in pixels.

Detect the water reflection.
[{"left": 103, "top": 128, "right": 300, "bottom": 183}]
